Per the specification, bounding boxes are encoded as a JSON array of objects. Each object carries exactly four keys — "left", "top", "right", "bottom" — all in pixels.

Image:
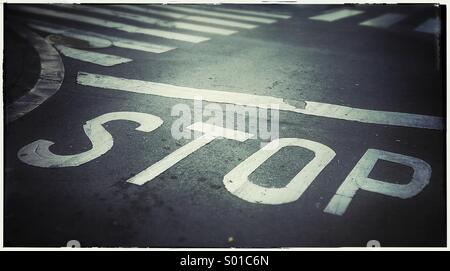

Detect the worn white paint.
[
  {"left": 76, "top": 72, "right": 444, "bottom": 130},
  {"left": 310, "top": 9, "right": 364, "bottom": 22},
  {"left": 109, "top": 38, "right": 175, "bottom": 53},
  {"left": 55, "top": 45, "right": 132, "bottom": 66},
  {"left": 28, "top": 22, "right": 176, "bottom": 54},
  {"left": 6, "top": 26, "right": 64, "bottom": 123},
  {"left": 127, "top": 122, "right": 253, "bottom": 186},
  {"left": 157, "top": 5, "right": 277, "bottom": 24},
  {"left": 415, "top": 18, "right": 441, "bottom": 34},
  {"left": 122, "top": 5, "right": 258, "bottom": 29},
  {"left": 359, "top": 13, "right": 406, "bottom": 28},
  {"left": 36, "top": 25, "right": 112, "bottom": 48},
  {"left": 210, "top": 6, "right": 291, "bottom": 19},
  {"left": 12, "top": 5, "right": 209, "bottom": 43},
  {"left": 84, "top": 5, "right": 237, "bottom": 35},
  {"left": 118, "top": 5, "right": 189, "bottom": 19},
  {"left": 18, "top": 112, "right": 163, "bottom": 168},
  {"left": 324, "top": 149, "right": 432, "bottom": 216},
  {"left": 223, "top": 138, "right": 335, "bottom": 204},
  {"left": 177, "top": 15, "right": 258, "bottom": 29},
  {"left": 28, "top": 23, "right": 112, "bottom": 48},
  {"left": 303, "top": 102, "right": 442, "bottom": 130}
]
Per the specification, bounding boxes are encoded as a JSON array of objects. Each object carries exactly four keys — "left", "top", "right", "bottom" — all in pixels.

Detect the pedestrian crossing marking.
[
  {"left": 61, "top": 5, "right": 237, "bottom": 36},
  {"left": 156, "top": 5, "right": 278, "bottom": 24},
  {"left": 37, "top": 25, "right": 113, "bottom": 48},
  {"left": 9, "top": 4, "right": 293, "bottom": 69},
  {"left": 307, "top": 9, "right": 439, "bottom": 36},
  {"left": 415, "top": 18, "right": 440, "bottom": 34},
  {"left": 359, "top": 13, "right": 406, "bottom": 28},
  {"left": 174, "top": 14, "right": 259, "bottom": 29},
  {"left": 119, "top": 5, "right": 259, "bottom": 29},
  {"left": 27, "top": 21, "right": 176, "bottom": 54},
  {"left": 55, "top": 45, "right": 132, "bottom": 66},
  {"left": 11, "top": 5, "right": 210, "bottom": 43},
  {"left": 310, "top": 9, "right": 364, "bottom": 22},
  {"left": 205, "top": 6, "right": 291, "bottom": 19}
]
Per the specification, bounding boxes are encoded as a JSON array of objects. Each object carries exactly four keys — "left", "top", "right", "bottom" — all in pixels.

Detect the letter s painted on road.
[{"left": 17, "top": 112, "right": 163, "bottom": 168}]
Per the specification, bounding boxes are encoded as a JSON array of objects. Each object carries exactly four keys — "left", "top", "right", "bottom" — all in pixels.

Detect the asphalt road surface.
[{"left": 3, "top": 4, "right": 446, "bottom": 247}]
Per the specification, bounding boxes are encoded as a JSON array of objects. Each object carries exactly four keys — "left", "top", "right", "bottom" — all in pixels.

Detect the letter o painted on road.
[{"left": 223, "top": 138, "right": 336, "bottom": 204}]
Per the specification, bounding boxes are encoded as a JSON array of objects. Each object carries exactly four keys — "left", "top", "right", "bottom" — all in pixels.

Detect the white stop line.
[{"left": 76, "top": 72, "right": 443, "bottom": 130}]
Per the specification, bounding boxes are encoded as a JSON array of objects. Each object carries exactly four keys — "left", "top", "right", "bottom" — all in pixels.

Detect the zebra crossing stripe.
[
  {"left": 25, "top": 22, "right": 112, "bottom": 48},
  {"left": 207, "top": 6, "right": 291, "bottom": 19},
  {"left": 156, "top": 5, "right": 277, "bottom": 24},
  {"left": 55, "top": 45, "right": 132, "bottom": 66},
  {"left": 11, "top": 5, "right": 209, "bottom": 43},
  {"left": 415, "top": 18, "right": 441, "bottom": 34},
  {"left": 310, "top": 9, "right": 364, "bottom": 22},
  {"left": 119, "top": 5, "right": 258, "bottom": 29},
  {"left": 61, "top": 5, "right": 237, "bottom": 36},
  {"left": 27, "top": 21, "right": 176, "bottom": 54},
  {"left": 359, "top": 13, "right": 406, "bottom": 28},
  {"left": 76, "top": 72, "right": 443, "bottom": 130}
]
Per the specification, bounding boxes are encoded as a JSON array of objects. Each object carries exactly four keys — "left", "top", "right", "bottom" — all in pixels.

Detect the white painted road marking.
[
  {"left": 324, "top": 149, "right": 432, "bottom": 215},
  {"left": 224, "top": 138, "right": 335, "bottom": 205},
  {"left": 76, "top": 72, "right": 443, "bottom": 130},
  {"left": 18, "top": 112, "right": 163, "bottom": 168},
  {"left": 37, "top": 25, "right": 113, "bottom": 48},
  {"left": 55, "top": 45, "right": 132, "bottom": 66},
  {"left": 121, "top": 5, "right": 258, "bottom": 29},
  {"left": 156, "top": 5, "right": 277, "bottom": 24},
  {"left": 6, "top": 25, "right": 64, "bottom": 123},
  {"left": 310, "top": 9, "right": 364, "bottom": 22},
  {"left": 359, "top": 13, "right": 406, "bottom": 28},
  {"left": 11, "top": 5, "right": 210, "bottom": 43},
  {"left": 208, "top": 6, "right": 291, "bottom": 19},
  {"left": 27, "top": 21, "right": 176, "bottom": 54},
  {"left": 415, "top": 18, "right": 441, "bottom": 34},
  {"left": 62, "top": 5, "right": 237, "bottom": 36},
  {"left": 127, "top": 122, "right": 253, "bottom": 186}
]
